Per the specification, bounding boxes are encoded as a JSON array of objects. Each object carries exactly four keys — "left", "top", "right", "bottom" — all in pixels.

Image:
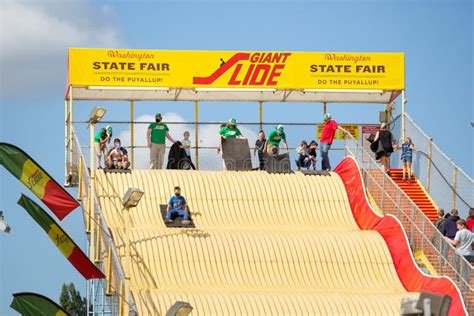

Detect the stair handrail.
[
  {"left": 344, "top": 131, "right": 473, "bottom": 269},
  {"left": 344, "top": 132, "right": 472, "bottom": 308},
  {"left": 404, "top": 113, "right": 473, "bottom": 183},
  {"left": 71, "top": 127, "right": 138, "bottom": 314},
  {"left": 388, "top": 113, "right": 473, "bottom": 213},
  {"left": 415, "top": 150, "right": 472, "bottom": 208}
]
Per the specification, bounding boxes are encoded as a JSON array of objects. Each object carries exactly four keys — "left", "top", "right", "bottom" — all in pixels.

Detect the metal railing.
[
  {"left": 390, "top": 114, "right": 473, "bottom": 216},
  {"left": 71, "top": 127, "right": 138, "bottom": 315},
  {"left": 344, "top": 133, "right": 473, "bottom": 314},
  {"left": 68, "top": 121, "right": 346, "bottom": 173}
]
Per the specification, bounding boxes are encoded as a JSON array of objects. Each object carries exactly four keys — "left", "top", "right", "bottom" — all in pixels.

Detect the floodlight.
[
  {"left": 122, "top": 188, "right": 144, "bottom": 209},
  {"left": 0, "top": 211, "right": 11, "bottom": 234},
  {"left": 89, "top": 106, "right": 107, "bottom": 124},
  {"left": 165, "top": 301, "right": 193, "bottom": 316}
]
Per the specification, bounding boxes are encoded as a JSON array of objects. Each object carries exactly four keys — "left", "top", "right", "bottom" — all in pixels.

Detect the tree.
[{"left": 59, "top": 283, "right": 87, "bottom": 316}]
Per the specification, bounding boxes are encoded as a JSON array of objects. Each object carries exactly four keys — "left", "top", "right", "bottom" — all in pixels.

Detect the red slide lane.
[{"left": 334, "top": 157, "right": 467, "bottom": 316}]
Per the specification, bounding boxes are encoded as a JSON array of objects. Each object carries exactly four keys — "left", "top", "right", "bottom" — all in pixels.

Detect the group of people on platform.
[
  {"left": 219, "top": 113, "right": 348, "bottom": 171},
  {"left": 94, "top": 111, "right": 418, "bottom": 176},
  {"left": 94, "top": 125, "right": 130, "bottom": 170},
  {"left": 435, "top": 208, "right": 474, "bottom": 262},
  {"left": 94, "top": 111, "right": 349, "bottom": 172}
]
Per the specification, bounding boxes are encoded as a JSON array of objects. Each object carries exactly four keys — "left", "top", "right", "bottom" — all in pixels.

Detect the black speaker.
[{"left": 416, "top": 292, "right": 452, "bottom": 316}]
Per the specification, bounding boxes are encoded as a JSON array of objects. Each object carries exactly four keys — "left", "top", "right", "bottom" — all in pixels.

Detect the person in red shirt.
[
  {"left": 467, "top": 208, "right": 474, "bottom": 232},
  {"left": 319, "top": 113, "right": 348, "bottom": 171}
]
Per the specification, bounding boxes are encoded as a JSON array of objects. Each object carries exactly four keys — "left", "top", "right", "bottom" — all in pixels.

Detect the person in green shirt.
[
  {"left": 147, "top": 113, "right": 176, "bottom": 169},
  {"left": 218, "top": 118, "right": 245, "bottom": 155},
  {"left": 94, "top": 125, "right": 112, "bottom": 168},
  {"left": 219, "top": 118, "right": 244, "bottom": 139},
  {"left": 264, "top": 124, "right": 289, "bottom": 155}
]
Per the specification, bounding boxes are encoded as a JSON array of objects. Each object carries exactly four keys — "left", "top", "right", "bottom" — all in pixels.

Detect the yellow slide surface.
[{"left": 96, "top": 170, "right": 415, "bottom": 315}]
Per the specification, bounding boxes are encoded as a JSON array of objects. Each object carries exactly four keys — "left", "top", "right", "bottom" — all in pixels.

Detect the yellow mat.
[{"left": 96, "top": 170, "right": 415, "bottom": 315}]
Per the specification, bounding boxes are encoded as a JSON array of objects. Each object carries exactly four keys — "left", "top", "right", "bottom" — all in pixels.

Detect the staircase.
[{"left": 389, "top": 168, "right": 438, "bottom": 222}]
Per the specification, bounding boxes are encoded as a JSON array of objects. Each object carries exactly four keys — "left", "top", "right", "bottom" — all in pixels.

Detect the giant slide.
[{"left": 95, "top": 157, "right": 466, "bottom": 315}]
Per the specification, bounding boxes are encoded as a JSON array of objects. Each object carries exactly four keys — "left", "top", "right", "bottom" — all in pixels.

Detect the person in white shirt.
[
  {"left": 445, "top": 219, "right": 474, "bottom": 262},
  {"left": 181, "top": 131, "right": 195, "bottom": 170},
  {"left": 182, "top": 131, "right": 191, "bottom": 157}
]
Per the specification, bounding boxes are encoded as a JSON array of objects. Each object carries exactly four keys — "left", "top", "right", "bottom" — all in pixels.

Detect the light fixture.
[
  {"left": 165, "top": 301, "right": 193, "bottom": 316},
  {"left": 0, "top": 211, "right": 11, "bottom": 234},
  {"left": 304, "top": 89, "right": 384, "bottom": 94},
  {"left": 89, "top": 106, "right": 107, "bottom": 124},
  {"left": 87, "top": 86, "right": 170, "bottom": 92},
  {"left": 122, "top": 188, "right": 144, "bottom": 209}
]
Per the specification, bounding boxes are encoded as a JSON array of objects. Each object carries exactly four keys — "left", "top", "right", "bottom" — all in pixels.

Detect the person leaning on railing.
[
  {"left": 444, "top": 219, "right": 474, "bottom": 262},
  {"left": 441, "top": 209, "right": 461, "bottom": 239},
  {"left": 434, "top": 209, "right": 446, "bottom": 231}
]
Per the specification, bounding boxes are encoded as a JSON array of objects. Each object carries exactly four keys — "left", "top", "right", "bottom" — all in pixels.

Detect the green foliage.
[{"left": 59, "top": 283, "right": 87, "bottom": 316}]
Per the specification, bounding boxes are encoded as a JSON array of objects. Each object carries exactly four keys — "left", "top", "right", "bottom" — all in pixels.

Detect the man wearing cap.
[
  {"left": 219, "top": 118, "right": 244, "bottom": 139},
  {"left": 319, "top": 113, "right": 348, "bottom": 171},
  {"left": 94, "top": 125, "right": 112, "bottom": 169},
  {"left": 264, "top": 124, "right": 289, "bottom": 155},
  {"left": 147, "top": 113, "right": 176, "bottom": 169}
]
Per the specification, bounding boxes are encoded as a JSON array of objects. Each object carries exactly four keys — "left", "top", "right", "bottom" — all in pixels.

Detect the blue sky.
[{"left": 0, "top": 0, "right": 472, "bottom": 314}]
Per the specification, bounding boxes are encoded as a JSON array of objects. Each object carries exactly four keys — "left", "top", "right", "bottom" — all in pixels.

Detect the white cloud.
[
  {"left": 119, "top": 113, "right": 259, "bottom": 170},
  {"left": 0, "top": 0, "right": 121, "bottom": 96}
]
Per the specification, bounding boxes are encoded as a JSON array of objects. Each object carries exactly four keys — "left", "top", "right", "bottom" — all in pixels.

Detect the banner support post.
[
  {"left": 89, "top": 121, "right": 96, "bottom": 262},
  {"left": 385, "top": 103, "right": 391, "bottom": 128},
  {"left": 64, "top": 99, "right": 69, "bottom": 185},
  {"left": 401, "top": 90, "right": 406, "bottom": 140},
  {"left": 124, "top": 207, "right": 131, "bottom": 316},
  {"left": 323, "top": 102, "right": 327, "bottom": 115},
  {"left": 259, "top": 101, "right": 263, "bottom": 130},
  {"left": 69, "top": 87, "right": 74, "bottom": 175},
  {"left": 195, "top": 101, "right": 199, "bottom": 170},
  {"left": 130, "top": 100, "right": 135, "bottom": 169}
]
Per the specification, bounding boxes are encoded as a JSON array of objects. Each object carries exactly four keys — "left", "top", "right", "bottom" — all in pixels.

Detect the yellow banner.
[
  {"left": 316, "top": 124, "right": 360, "bottom": 140},
  {"left": 68, "top": 48, "right": 404, "bottom": 90}
]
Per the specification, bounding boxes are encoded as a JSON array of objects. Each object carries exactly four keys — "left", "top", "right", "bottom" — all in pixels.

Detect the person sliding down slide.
[{"left": 165, "top": 186, "right": 191, "bottom": 226}]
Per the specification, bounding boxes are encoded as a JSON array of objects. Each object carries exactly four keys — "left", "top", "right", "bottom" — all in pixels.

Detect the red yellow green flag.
[
  {"left": 17, "top": 194, "right": 105, "bottom": 280},
  {"left": 0, "top": 143, "right": 79, "bottom": 220},
  {"left": 10, "top": 292, "right": 69, "bottom": 316}
]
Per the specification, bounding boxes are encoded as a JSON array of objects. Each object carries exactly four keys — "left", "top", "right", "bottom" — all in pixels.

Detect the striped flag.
[
  {"left": 17, "top": 194, "right": 105, "bottom": 280},
  {"left": 10, "top": 292, "right": 69, "bottom": 316},
  {"left": 0, "top": 143, "right": 79, "bottom": 220}
]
